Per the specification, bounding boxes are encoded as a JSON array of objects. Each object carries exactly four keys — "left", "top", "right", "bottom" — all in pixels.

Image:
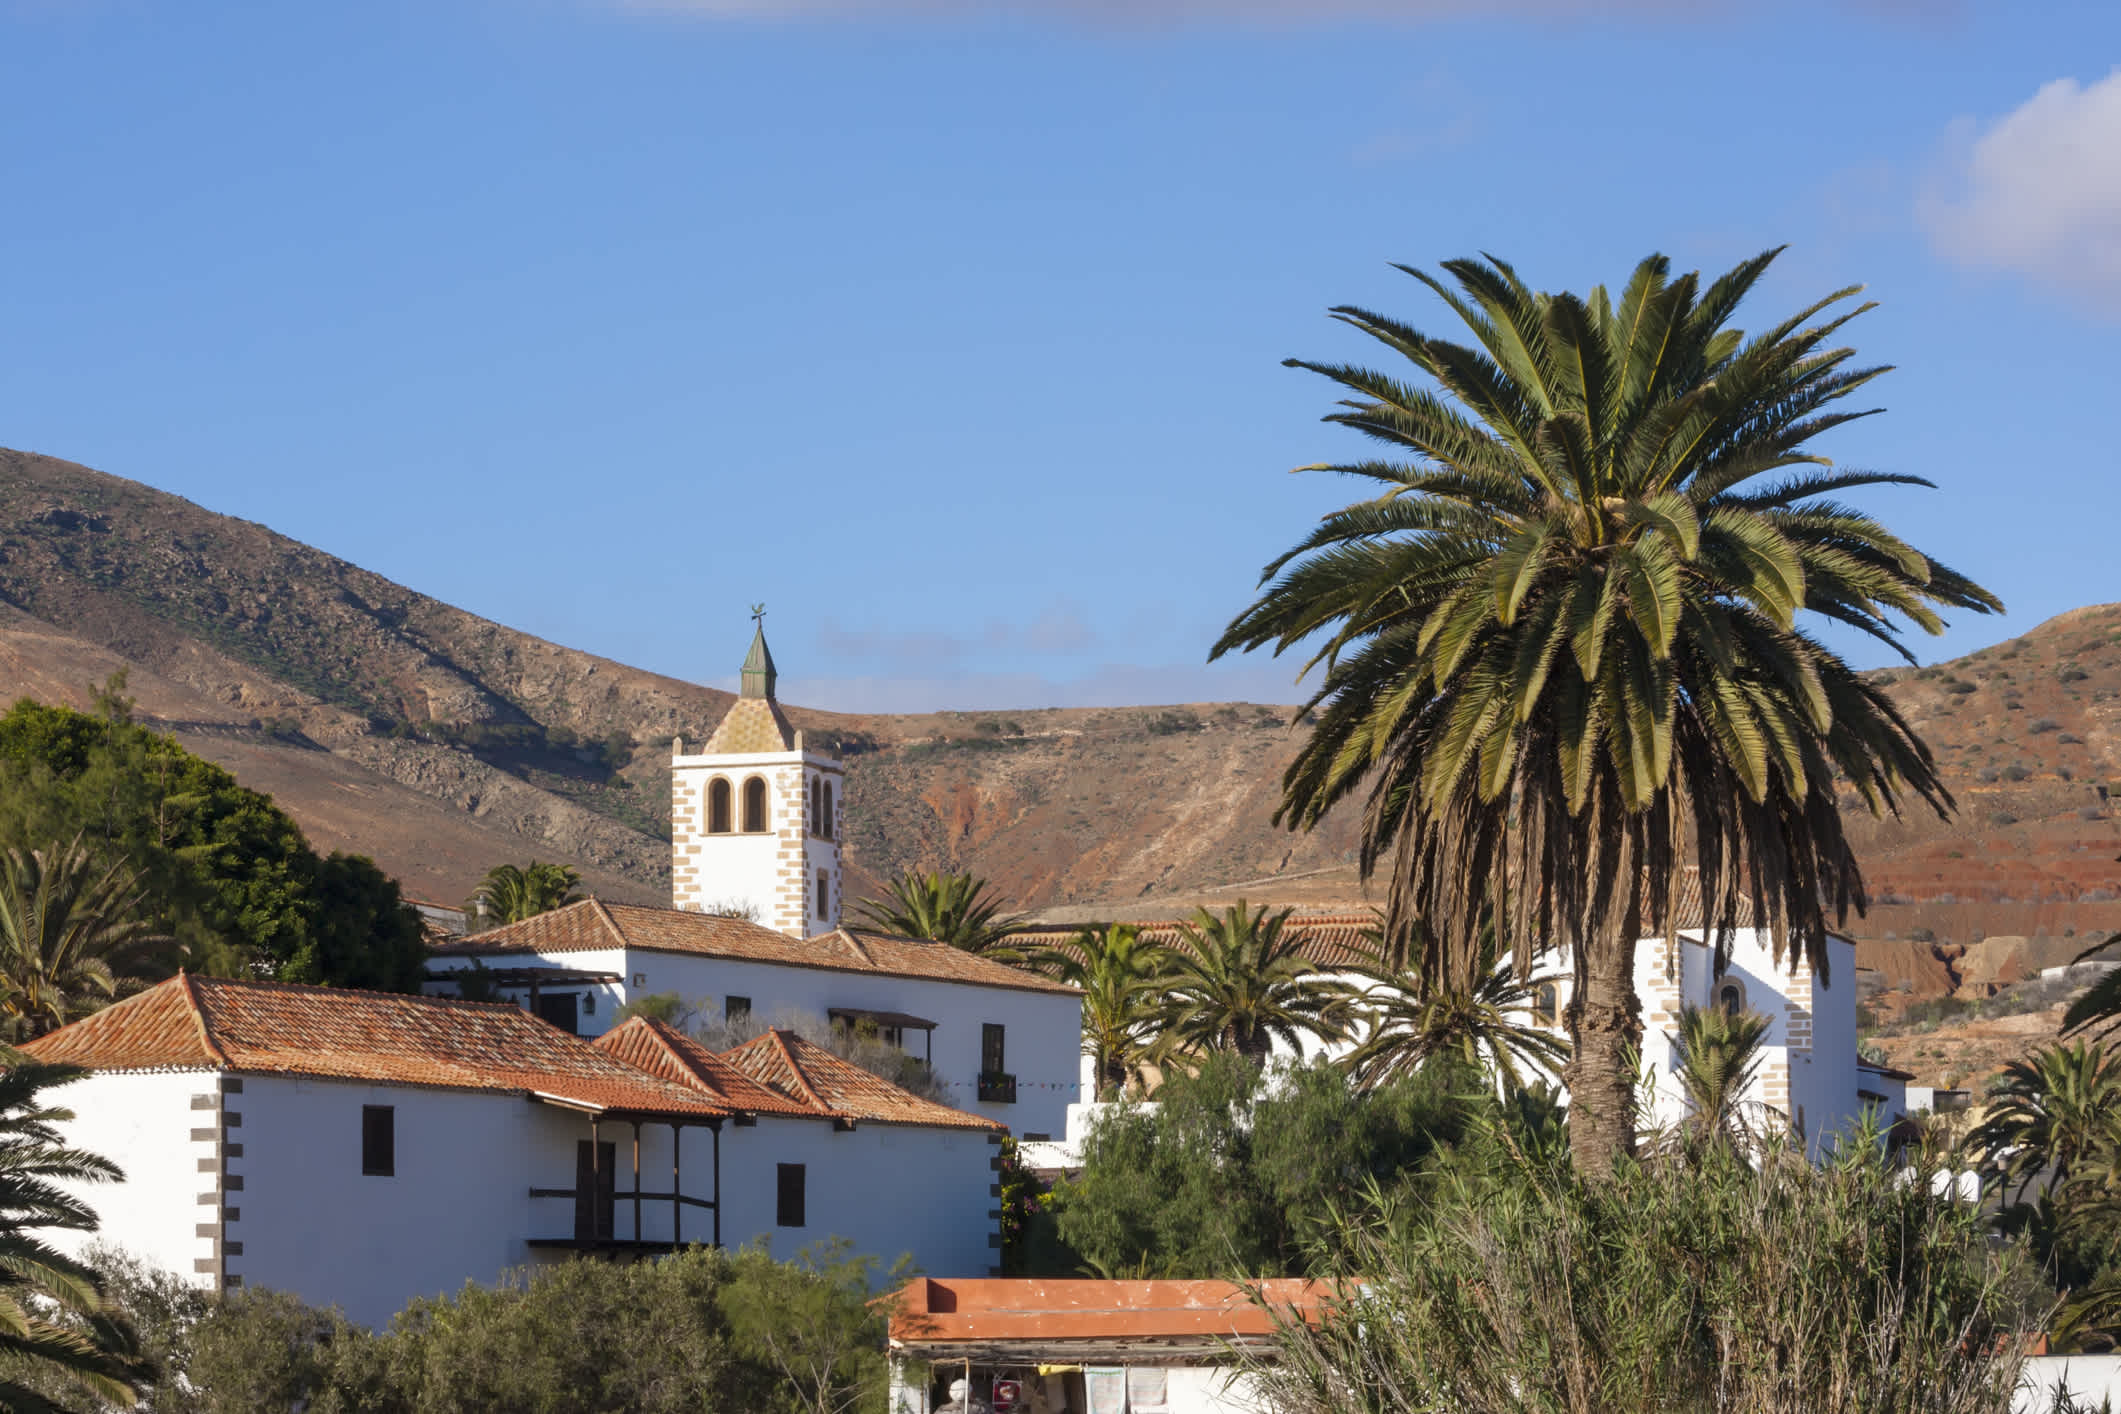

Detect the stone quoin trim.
[{"left": 191, "top": 1076, "right": 244, "bottom": 1289}]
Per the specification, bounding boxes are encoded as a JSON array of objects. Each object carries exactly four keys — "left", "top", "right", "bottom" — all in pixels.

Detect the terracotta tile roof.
[
  {"left": 591, "top": 1018, "right": 822, "bottom": 1118},
  {"left": 889, "top": 1278, "right": 1331, "bottom": 1347},
  {"left": 21, "top": 975, "right": 731, "bottom": 1120},
  {"left": 701, "top": 697, "right": 795, "bottom": 754},
  {"left": 720, "top": 1028, "right": 1004, "bottom": 1131},
  {"left": 437, "top": 901, "right": 1080, "bottom": 997}
]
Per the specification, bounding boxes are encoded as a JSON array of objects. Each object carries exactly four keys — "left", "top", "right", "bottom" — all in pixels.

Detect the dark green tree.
[
  {"left": 0, "top": 694, "right": 426, "bottom": 992},
  {"left": 0, "top": 837, "right": 176, "bottom": 1039},
  {"left": 1152, "top": 902, "right": 1355, "bottom": 1067},
  {"left": 1213, "top": 250, "right": 1998, "bottom": 1173}
]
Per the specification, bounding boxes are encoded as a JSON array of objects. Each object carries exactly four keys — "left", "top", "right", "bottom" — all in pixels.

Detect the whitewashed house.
[
  {"left": 1015, "top": 894, "right": 1908, "bottom": 1163},
  {"left": 426, "top": 623, "right": 1084, "bottom": 1138},
  {"left": 23, "top": 974, "right": 1008, "bottom": 1326}
]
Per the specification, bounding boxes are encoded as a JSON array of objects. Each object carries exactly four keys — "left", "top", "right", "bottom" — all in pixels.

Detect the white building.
[
  {"left": 24, "top": 974, "right": 1008, "bottom": 1326},
  {"left": 427, "top": 622, "right": 1085, "bottom": 1139},
  {"left": 1014, "top": 897, "right": 1908, "bottom": 1160}
]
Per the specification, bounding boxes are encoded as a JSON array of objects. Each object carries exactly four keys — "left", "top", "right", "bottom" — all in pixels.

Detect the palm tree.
[
  {"left": 1212, "top": 250, "right": 1998, "bottom": 1173},
  {"left": 853, "top": 870, "right": 1021, "bottom": 953},
  {"left": 1969, "top": 1041, "right": 2121, "bottom": 1204},
  {"left": 1345, "top": 927, "right": 1567, "bottom": 1095},
  {"left": 467, "top": 860, "right": 582, "bottom": 928},
  {"left": 1152, "top": 901, "right": 1355, "bottom": 1067},
  {"left": 1022, "top": 924, "right": 1167, "bottom": 1100},
  {"left": 0, "top": 1053, "right": 149, "bottom": 1409},
  {"left": 0, "top": 839, "right": 173, "bottom": 1041},
  {"left": 1669, "top": 1001, "right": 1773, "bottom": 1151}
]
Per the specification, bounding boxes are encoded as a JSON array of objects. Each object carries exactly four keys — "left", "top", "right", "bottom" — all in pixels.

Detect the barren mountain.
[{"left": 2, "top": 448, "right": 2116, "bottom": 953}]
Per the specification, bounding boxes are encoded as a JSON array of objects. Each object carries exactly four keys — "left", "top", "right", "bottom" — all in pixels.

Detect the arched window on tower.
[
  {"left": 706, "top": 778, "right": 732, "bottom": 834},
  {"left": 1534, "top": 982, "right": 1560, "bottom": 1028},
  {"left": 741, "top": 776, "right": 768, "bottom": 833},
  {"left": 809, "top": 777, "right": 822, "bottom": 838},
  {"left": 821, "top": 781, "right": 834, "bottom": 841}
]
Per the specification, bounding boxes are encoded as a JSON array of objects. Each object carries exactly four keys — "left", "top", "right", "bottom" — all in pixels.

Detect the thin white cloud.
[{"left": 1919, "top": 69, "right": 2121, "bottom": 311}]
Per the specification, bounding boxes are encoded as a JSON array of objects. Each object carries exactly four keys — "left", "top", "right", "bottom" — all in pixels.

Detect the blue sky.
[{"left": 2, "top": 0, "right": 2115, "bottom": 711}]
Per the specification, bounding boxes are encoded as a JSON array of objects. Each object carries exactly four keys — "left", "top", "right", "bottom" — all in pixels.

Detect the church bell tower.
[{"left": 670, "top": 614, "right": 843, "bottom": 938}]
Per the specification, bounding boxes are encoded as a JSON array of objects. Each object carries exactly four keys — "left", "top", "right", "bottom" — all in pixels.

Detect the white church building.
[
  {"left": 19, "top": 623, "right": 1085, "bottom": 1324},
  {"left": 424, "top": 622, "right": 1084, "bottom": 1137}
]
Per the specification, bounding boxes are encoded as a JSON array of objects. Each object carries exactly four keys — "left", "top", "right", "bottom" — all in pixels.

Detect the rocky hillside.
[{"left": 2, "top": 448, "right": 2116, "bottom": 953}]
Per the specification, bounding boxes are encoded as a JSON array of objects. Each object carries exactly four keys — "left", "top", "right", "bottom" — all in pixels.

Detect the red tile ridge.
[
  {"left": 176, "top": 971, "right": 230, "bottom": 1067},
  {"left": 588, "top": 896, "right": 629, "bottom": 948},
  {"left": 837, "top": 929, "right": 875, "bottom": 966},
  {"left": 765, "top": 1028, "right": 830, "bottom": 1111}
]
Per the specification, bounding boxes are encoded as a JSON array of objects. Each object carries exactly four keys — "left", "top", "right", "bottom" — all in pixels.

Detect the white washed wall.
[
  {"left": 44, "top": 1070, "right": 219, "bottom": 1288},
  {"left": 430, "top": 948, "right": 1084, "bottom": 1136},
  {"left": 227, "top": 1075, "right": 589, "bottom": 1326},
  {"left": 641, "top": 1116, "right": 998, "bottom": 1276}
]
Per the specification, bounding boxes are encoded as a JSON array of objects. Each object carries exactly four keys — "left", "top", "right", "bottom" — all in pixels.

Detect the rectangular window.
[
  {"left": 361, "top": 1106, "right": 395, "bottom": 1177},
  {"left": 776, "top": 1163, "right": 806, "bottom": 1228},
  {"left": 726, "top": 996, "right": 752, "bottom": 1023},
  {"left": 816, "top": 871, "right": 828, "bottom": 919},
  {"left": 981, "top": 1023, "right": 1006, "bottom": 1075}
]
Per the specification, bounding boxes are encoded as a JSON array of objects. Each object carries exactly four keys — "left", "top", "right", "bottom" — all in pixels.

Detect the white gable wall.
[
  {"left": 43, "top": 1071, "right": 219, "bottom": 1289},
  {"left": 226, "top": 1076, "right": 583, "bottom": 1326},
  {"left": 428, "top": 947, "right": 1083, "bottom": 1137}
]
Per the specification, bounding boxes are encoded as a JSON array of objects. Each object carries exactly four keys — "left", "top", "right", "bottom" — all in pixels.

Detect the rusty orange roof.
[
  {"left": 720, "top": 1028, "right": 1004, "bottom": 1131},
  {"left": 437, "top": 900, "right": 1078, "bottom": 997},
  {"left": 591, "top": 1017, "right": 823, "bottom": 1119},
  {"left": 21, "top": 975, "right": 731, "bottom": 1120},
  {"left": 888, "top": 1278, "right": 1331, "bottom": 1346}
]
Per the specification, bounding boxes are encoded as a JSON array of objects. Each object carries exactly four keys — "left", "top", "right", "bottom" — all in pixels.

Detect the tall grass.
[{"left": 1248, "top": 1132, "right": 2052, "bottom": 1414}]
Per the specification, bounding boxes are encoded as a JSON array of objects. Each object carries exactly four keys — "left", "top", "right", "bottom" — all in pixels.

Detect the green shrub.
[{"left": 1248, "top": 1139, "right": 2046, "bottom": 1414}]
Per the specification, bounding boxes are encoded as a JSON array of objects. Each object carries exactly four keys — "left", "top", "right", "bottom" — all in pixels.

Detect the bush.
[
  {"left": 1943, "top": 678, "right": 1978, "bottom": 695},
  {"left": 2031, "top": 718, "right": 2061, "bottom": 734},
  {"left": 102, "top": 1243, "right": 892, "bottom": 1414},
  {"left": 1248, "top": 1140, "right": 2045, "bottom": 1414},
  {"left": 2002, "top": 764, "right": 2033, "bottom": 782}
]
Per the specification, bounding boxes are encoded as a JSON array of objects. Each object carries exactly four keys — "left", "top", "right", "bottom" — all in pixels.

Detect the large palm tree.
[
  {"left": 1969, "top": 1041, "right": 2121, "bottom": 1205},
  {"left": 0, "top": 839, "right": 173, "bottom": 1041},
  {"left": 1152, "top": 901, "right": 1355, "bottom": 1067},
  {"left": 853, "top": 870, "right": 1021, "bottom": 954},
  {"left": 0, "top": 1053, "right": 150, "bottom": 1409},
  {"left": 1212, "top": 250, "right": 1998, "bottom": 1173},
  {"left": 1023, "top": 924, "right": 1167, "bottom": 1100},
  {"left": 467, "top": 860, "right": 582, "bottom": 929}
]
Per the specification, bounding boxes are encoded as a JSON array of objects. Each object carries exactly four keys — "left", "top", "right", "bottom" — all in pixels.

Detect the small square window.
[
  {"left": 632, "top": 972, "right": 646, "bottom": 987},
  {"left": 776, "top": 1163, "right": 806, "bottom": 1227},
  {"left": 726, "top": 996, "right": 752, "bottom": 1022},
  {"left": 362, "top": 1106, "right": 395, "bottom": 1177}
]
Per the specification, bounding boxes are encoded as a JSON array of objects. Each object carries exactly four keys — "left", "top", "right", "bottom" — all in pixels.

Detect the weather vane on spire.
[{"left": 751, "top": 602, "right": 767, "bottom": 625}]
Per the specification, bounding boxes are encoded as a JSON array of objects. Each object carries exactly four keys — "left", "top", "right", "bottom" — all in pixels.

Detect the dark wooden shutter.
[
  {"left": 776, "top": 1163, "right": 805, "bottom": 1228},
  {"left": 536, "top": 991, "right": 579, "bottom": 1035},
  {"left": 981, "top": 1023, "right": 1006, "bottom": 1075},
  {"left": 361, "top": 1106, "right": 394, "bottom": 1176},
  {"left": 575, "top": 1141, "right": 616, "bottom": 1241}
]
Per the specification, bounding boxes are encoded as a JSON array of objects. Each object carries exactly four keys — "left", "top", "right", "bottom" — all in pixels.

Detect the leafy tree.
[
  {"left": 466, "top": 861, "right": 582, "bottom": 928},
  {"left": 0, "top": 1054, "right": 150, "bottom": 1410},
  {"left": 1345, "top": 915, "right": 1565, "bottom": 1095},
  {"left": 1212, "top": 251, "right": 1998, "bottom": 1173},
  {"left": 0, "top": 837, "right": 176, "bottom": 1039},
  {"left": 0, "top": 695, "right": 426, "bottom": 992},
  {"left": 1668, "top": 1001, "right": 1773, "bottom": 1151},
  {"left": 1152, "top": 901, "right": 1355, "bottom": 1067},
  {"left": 1052, "top": 1053, "right": 1473, "bottom": 1278},
  {"left": 716, "top": 1241, "right": 896, "bottom": 1414},
  {"left": 1021, "top": 924, "right": 1165, "bottom": 1100},
  {"left": 853, "top": 870, "right": 1020, "bottom": 954}
]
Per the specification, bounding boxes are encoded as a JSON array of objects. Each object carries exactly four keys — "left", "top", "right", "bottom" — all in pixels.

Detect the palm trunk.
[{"left": 1565, "top": 934, "right": 1642, "bottom": 1177}]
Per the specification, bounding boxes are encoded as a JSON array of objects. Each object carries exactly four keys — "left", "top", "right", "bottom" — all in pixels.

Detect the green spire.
[{"left": 741, "top": 607, "right": 777, "bottom": 700}]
